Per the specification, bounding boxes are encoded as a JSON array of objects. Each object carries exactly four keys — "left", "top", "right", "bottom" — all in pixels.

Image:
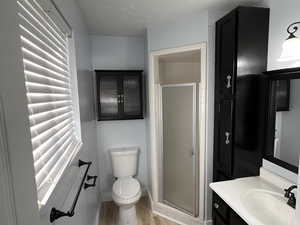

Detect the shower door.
[{"left": 161, "top": 83, "right": 198, "bottom": 216}]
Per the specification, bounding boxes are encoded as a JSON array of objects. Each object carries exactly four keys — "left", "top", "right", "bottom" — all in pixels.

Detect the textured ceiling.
[{"left": 76, "top": 0, "right": 263, "bottom": 36}]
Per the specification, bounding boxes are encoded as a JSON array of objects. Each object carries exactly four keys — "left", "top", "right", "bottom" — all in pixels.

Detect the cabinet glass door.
[
  {"left": 122, "top": 72, "right": 143, "bottom": 118},
  {"left": 98, "top": 74, "right": 120, "bottom": 120}
]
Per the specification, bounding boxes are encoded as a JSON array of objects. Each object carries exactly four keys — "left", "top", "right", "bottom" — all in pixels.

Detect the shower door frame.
[
  {"left": 149, "top": 43, "right": 207, "bottom": 225},
  {"left": 158, "top": 83, "right": 199, "bottom": 216}
]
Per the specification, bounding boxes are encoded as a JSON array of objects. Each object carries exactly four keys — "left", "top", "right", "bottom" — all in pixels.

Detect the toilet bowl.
[
  {"left": 110, "top": 147, "right": 141, "bottom": 225},
  {"left": 112, "top": 177, "right": 142, "bottom": 225}
]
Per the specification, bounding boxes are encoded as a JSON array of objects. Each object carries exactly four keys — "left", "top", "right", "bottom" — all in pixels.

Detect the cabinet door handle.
[
  {"left": 226, "top": 75, "right": 232, "bottom": 88},
  {"left": 225, "top": 132, "right": 230, "bottom": 145},
  {"left": 214, "top": 202, "right": 220, "bottom": 209}
]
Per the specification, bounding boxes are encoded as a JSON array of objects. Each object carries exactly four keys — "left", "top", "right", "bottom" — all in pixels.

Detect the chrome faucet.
[{"left": 284, "top": 185, "right": 297, "bottom": 208}]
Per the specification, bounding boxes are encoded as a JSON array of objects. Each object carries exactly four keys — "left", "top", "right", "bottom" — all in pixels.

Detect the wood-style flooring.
[{"left": 100, "top": 197, "right": 179, "bottom": 225}]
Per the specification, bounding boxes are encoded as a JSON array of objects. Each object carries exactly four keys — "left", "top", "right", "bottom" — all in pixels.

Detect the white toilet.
[{"left": 110, "top": 147, "right": 142, "bottom": 225}]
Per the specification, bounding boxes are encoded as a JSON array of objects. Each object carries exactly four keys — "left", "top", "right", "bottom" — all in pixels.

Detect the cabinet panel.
[
  {"left": 213, "top": 194, "right": 229, "bottom": 221},
  {"left": 216, "top": 11, "right": 236, "bottom": 98},
  {"left": 230, "top": 211, "right": 248, "bottom": 225},
  {"left": 122, "top": 73, "right": 143, "bottom": 118},
  {"left": 216, "top": 99, "right": 234, "bottom": 177},
  {"left": 98, "top": 74, "right": 120, "bottom": 120},
  {"left": 213, "top": 212, "right": 228, "bottom": 225}
]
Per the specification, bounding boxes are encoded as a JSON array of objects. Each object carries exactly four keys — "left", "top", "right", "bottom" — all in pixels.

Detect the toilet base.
[{"left": 118, "top": 204, "right": 138, "bottom": 225}]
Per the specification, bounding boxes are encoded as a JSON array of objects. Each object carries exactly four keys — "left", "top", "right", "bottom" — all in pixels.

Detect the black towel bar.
[{"left": 50, "top": 159, "right": 97, "bottom": 223}]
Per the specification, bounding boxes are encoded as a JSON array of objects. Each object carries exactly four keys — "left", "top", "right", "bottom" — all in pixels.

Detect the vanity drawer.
[
  {"left": 213, "top": 211, "right": 228, "bottom": 225},
  {"left": 213, "top": 193, "right": 229, "bottom": 221},
  {"left": 230, "top": 211, "right": 248, "bottom": 225}
]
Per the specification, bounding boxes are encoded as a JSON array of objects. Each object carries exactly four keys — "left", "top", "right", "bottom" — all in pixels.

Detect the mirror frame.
[{"left": 264, "top": 67, "right": 300, "bottom": 174}]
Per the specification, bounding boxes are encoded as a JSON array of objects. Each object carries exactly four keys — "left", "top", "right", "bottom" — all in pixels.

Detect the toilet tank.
[{"left": 110, "top": 147, "right": 139, "bottom": 178}]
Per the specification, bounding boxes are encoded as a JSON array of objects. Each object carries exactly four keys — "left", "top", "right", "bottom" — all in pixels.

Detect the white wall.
[
  {"left": 147, "top": 12, "right": 208, "bottom": 51},
  {"left": 91, "top": 35, "right": 145, "bottom": 70},
  {"left": 265, "top": 0, "right": 300, "bottom": 70},
  {"left": 90, "top": 35, "right": 148, "bottom": 200}
]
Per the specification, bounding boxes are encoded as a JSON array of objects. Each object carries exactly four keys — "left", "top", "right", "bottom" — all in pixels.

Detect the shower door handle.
[{"left": 190, "top": 148, "right": 195, "bottom": 157}]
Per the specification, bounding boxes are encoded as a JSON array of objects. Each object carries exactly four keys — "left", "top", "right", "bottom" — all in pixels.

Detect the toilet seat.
[{"left": 112, "top": 177, "right": 141, "bottom": 204}]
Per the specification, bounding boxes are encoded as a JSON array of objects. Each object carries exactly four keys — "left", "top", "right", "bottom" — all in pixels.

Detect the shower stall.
[{"left": 149, "top": 44, "right": 207, "bottom": 225}]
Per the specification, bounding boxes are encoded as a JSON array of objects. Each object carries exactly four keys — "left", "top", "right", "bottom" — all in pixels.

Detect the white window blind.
[{"left": 17, "top": 0, "right": 81, "bottom": 206}]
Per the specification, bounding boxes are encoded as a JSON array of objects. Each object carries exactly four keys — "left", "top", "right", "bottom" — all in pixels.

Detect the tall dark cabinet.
[{"left": 213, "top": 6, "right": 269, "bottom": 225}]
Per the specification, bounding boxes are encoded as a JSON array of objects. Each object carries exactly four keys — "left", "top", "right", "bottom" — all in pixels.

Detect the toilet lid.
[{"left": 113, "top": 178, "right": 140, "bottom": 199}]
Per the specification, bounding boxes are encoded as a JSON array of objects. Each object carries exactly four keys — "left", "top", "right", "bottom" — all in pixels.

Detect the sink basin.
[{"left": 241, "top": 189, "right": 296, "bottom": 225}]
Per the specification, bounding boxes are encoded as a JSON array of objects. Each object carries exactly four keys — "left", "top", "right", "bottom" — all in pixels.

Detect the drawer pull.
[{"left": 214, "top": 202, "right": 220, "bottom": 209}]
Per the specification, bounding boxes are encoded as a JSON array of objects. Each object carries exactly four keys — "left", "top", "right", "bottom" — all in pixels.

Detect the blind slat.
[
  {"left": 29, "top": 106, "right": 72, "bottom": 125},
  {"left": 28, "top": 100, "right": 72, "bottom": 115},
  {"left": 25, "top": 70, "right": 70, "bottom": 89},
  {"left": 27, "top": 93, "right": 71, "bottom": 104},
  {"left": 26, "top": 81, "right": 70, "bottom": 95}
]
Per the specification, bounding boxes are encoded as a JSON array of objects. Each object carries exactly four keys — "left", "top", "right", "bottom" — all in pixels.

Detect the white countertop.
[{"left": 210, "top": 168, "right": 296, "bottom": 225}]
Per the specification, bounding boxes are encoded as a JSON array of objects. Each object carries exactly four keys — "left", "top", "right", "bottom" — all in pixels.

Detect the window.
[{"left": 17, "top": 0, "right": 81, "bottom": 206}]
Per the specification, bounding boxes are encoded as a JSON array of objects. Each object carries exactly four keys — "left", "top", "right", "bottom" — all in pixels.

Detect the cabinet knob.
[
  {"left": 214, "top": 202, "right": 220, "bottom": 209},
  {"left": 226, "top": 75, "right": 232, "bottom": 88},
  {"left": 225, "top": 132, "right": 230, "bottom": 145}
]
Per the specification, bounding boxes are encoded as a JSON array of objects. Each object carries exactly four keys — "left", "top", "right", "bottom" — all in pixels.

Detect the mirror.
[
  {"left": 273, "top": 79, "right": 300, "bottom": 167},
  {"left": 264, "top": 68, "right": 300, "bottom": 173}
]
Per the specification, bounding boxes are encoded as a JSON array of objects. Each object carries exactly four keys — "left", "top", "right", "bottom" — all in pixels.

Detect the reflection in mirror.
[{"left": 274, "top": 79, "right": 300, "bottom": 167}]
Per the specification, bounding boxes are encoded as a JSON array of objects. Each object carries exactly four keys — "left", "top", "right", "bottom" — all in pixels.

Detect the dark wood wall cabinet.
[
  {"left": 213, "top": 6, "right": 270, "bottom": 225},
  {"left": 96, "top": 70, "right": 144, "bottom": 121}
]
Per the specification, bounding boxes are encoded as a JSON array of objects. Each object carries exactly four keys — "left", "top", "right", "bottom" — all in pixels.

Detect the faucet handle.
[
  {"left": 284, "top": 185, "right": 297, "bottom": 198},
  {"left": 284, "top": 188, "right": 291, "bottom": 198},
  {"left": 287, "top": 193, "right": 296, "bottom": 209}
]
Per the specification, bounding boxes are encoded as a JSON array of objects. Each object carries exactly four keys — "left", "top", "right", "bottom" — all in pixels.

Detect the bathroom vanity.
[
  {"left": 211, "top": 168, "right": 296, "bottom": 225},
  {"left": 213, "top": 5, "right": 299, "bottom": 224},
  {"left": 212, "top": 67, "right": 300, "bottom": 224}
]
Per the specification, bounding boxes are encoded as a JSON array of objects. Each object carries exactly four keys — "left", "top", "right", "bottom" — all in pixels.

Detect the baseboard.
[
  {"left": 152, "top": 201, "right": 203, "bottom": 225},
  {"left": 204, "top": 220, "right": 212, "bottom": 225}
]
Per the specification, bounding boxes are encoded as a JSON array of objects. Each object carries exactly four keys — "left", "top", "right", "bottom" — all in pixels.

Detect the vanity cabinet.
[
  {"left": 212, "top": 193, "right": 247, "bottom": 225},
  {"left": 96, "top": 70, "right": 144, "bottom": 121},
  {"left": 213, "top": 6, "right": 269, "bottom": 181}
]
